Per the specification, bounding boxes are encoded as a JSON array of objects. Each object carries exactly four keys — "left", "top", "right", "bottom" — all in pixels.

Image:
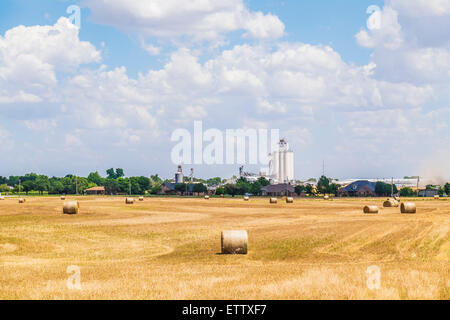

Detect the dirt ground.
[{"left": 0, "top": 196, "right": 448, "bottom": 299}]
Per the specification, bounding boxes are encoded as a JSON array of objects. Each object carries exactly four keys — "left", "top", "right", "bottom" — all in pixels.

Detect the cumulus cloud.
[
  {"left": 0, "top": 2, "right": 448, "bottom": 178},
  {"left": 356, "top": 0, "right": 450, "bottom": 84},
  {"left": 0, "top": 17, "right": 101, "bottom": 104},
  {"left": 83, "top": 0, "right": 285, "bottom": 41}
]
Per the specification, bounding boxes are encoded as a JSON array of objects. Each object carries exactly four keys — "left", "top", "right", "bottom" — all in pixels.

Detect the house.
[
  {"left": 418, "top": 189, "right": 439, "bottom": 197},
  {"left": 261, "top": 184, "right": 296, "bottom": 197},
  {"left": 84, "top": 186, "right": 105, "bottom": 195},
  {"left": 161, "top": 182, "right": 197, "bottom": 195},
  {"left": 337, "top": 180, "right": 376, "bottom": 197}
]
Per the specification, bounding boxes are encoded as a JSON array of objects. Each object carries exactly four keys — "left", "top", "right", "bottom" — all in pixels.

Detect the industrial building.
[
  {"left": 261, "top": 183, "right": 296, "bottom": 197},
  {"left": 337, "top": 180, "right": 377, "bottom": 197},
  {"left": 268, "top": 139, "right": 294, "bottom": 184},
  {"left": 175, "top": 165, "right": 184, "bottom": 184}
]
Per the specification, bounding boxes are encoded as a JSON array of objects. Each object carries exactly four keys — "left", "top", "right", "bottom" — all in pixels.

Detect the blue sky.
[{"left": 0, "top": 0, "right": 449, "bottom": 182}]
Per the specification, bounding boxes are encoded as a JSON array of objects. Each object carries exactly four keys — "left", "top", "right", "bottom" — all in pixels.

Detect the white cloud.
[
  {"left": 0, "top": 7, "right": 448, "bottom": 178},
  {"left": 0, "top": 17, "right": 101, "bottom": 103},
  {"left": 142, "top": 43, "right": 162, "bottom": 56},
  {"left": 356, "top": 1, "right": 450, "bottom": 85},
  {"left": 83, "top": 0, "right": 284, "bottom": 41},
  {"left": 389, "top": 0, "right": 450, "bottom": 17}
]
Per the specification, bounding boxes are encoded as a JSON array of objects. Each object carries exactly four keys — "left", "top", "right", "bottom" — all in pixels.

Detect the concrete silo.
[{"left": 269, "top": 139, "right": 294, "bottom": 184}]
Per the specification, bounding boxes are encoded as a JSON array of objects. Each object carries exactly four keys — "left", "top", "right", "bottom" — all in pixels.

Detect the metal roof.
[{"left": 341, "top": 180, "right": 376, "bottom": 192}]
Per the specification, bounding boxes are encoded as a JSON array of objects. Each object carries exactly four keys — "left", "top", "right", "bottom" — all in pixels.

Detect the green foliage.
[
  {"left": 0, "top": 184, "right": 10, "bottom": 192},
  {"left": 257, "top": 177, "right": 270, "bottom": 187},
  {"left": 215, "top": 187, "right": 225, "bottom": 195},
  {"left": 375, "top": 182, "right": 398, "bottom": 196},
  {"left": 106, "top": 168, "right": 125, "bottom": 179},
  {"left": 317, "top": 175, "right": 330, "bottom": 194},
  {"left": 316, "top": 176, "right": 339, "bottom": 195},
  {"left": 224, "top": 184, "right": 238, "bottom": 197},
  {"left": 400, "top": 187, "right": 416, "bottom": 197},
  {"left": 193, "top": 183, "right": 207, "bottom": 194},
  {"left": 445, "top": 183, "right": 450, "bottom": 195},
  {"left": 174, "top": 183, "right": 187, "bottom": 193},
  {"left": 88, "top": 171, "right": 104, "bottom": 185},
  {"left": 206, "top": 177, "right": 222, "bottom": 186},
  {"left": 295, "top": 185, "right": 305, "bottom": 195},
  {"left": 150, "top": 174, "right": 163, "bottom": 184},
  {"left": 250, "top": 181, "right": 262, "bottom": 195}
]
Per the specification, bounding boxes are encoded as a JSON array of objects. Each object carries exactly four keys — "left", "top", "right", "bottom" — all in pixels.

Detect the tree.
[
  {"left": 115, "top": 168, "right": 124, "bottom": 178},
  {"left": 174, "top": 183, "right": 187, "bottom": 194},
  {"left": 236, "top": 177, "right": 251, "bottom": 195},
  {"left": 445, "top": 183, "right": 450, "bottom": 195},
  {"left": 304, "top": 184, "right": 314, "bottom": 194},
  {"left": 48, "top": 178, "right": 64, "bottom": 194},
  {"left": 106, "top": 168, "right": 116, "bottom": 179},
  {"left": 224, "top": 184, "right": 238, "bottom": 197},
  {"left": 0, "top": 184, "right": 10, "bottom": 193},
  {"left": 250, "top": 181, "right": 262, "bottom": 195},
  {"left": 150, "top": 174, "right": 163, "bottom": 184},
  {"left": 400, "top": 187, "right": 416, "bottom": 197},
  {"left": 375, "top": 182, "right": 397, "bottom": 196},
  {"left": 88, "top": 172, "right": 104, "bottom": 185},
  {"left": 257, "top": 177, "right": 270, "bottom": 187},
  {"left": 193, "top": 183, "right": 207, "bottom": 194},
  {"left": 22, "top": 180, "right": 34, "bottom": 195},
  {"left": 295, "top": 185, "right": 305, "bottom": 195},
  {"left": 206, "top": 177, "right": 222, "bottom": 186},
  {"left": 104, "top": 179, "right": 119, "bottom": 195},
  {"left": 150, "top": 184, "right": 162, "bottom": 195},
  {"left": 216, "top": 187, "right": 225, "bottom": 196},
  {"left": 8, "top": 176, "right": 20, "bottom": 186},
  {"left": 328, "top": 183, "right": 340, "bottom": 195},
  {"left": 35, "top": 175, "right": 49, "bottom": 195},
  {"left": 317, "top": 175, "right": 330, "bottom": 194},
  {"left": 136, "top": 176, "right": 151, "bottom": 192}
]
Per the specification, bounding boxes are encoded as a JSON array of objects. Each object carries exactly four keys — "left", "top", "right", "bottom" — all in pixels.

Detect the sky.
[{"left": 0, "top": 0, "right": 449, "bottom": 181}]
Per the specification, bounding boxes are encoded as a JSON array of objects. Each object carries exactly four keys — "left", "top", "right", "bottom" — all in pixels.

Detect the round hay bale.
[
  {"left": 270, "top": 197, "right": 277, "bottom": 204},
  {"left": 0, "top": 196, "right": 5, "bottom": 200},
  {"left": 394, "top": 196, "right": 400, "bottom": 201},
  {"left": 221, "top": 230, "right": 248, "bottom": 254},
  {"left": 139, "top": 196, "right": 144, "bottom": 201},
  {"left": 383, "top": 199, "right": 399, "bottom": 207},
  {"left": 434, "top": 195, "right": 440, "bottom": 199},
  {"left": 204, "top": 195, "right": 210, "bottom": 200},
  {"left": 220, "top": 194, "right": 224, "bottom": 198},
  {"left": 61, "top": 196, "right": 66, "bottom": 200},
  {"left": 63, "top": 201, "right": 79, "bottom": 215},
  {"left": 401, "top": 202, "right": 416, "bottom": 214},
  {"left": 364, "top": 205, "right": 379, "bottom": 214},
  {"left": 243, "top": 196, "right": 249, "bottom": 201},
  {"left": 324, "top": 195, "right": 330, "bottom": 200},
  {"left": 18, "top": 198, "right": 26, "bottom": 203},
  {"left": 286, "top": 197, "right": 294, "bottom": 203},
  {"left": 125, "top": 197, "right": 134, "bottom": 204}
]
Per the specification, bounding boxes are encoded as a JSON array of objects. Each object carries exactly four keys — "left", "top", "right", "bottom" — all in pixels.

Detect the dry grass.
[{"left": 0, "top": 196, "right": 448, "bottom": 300}]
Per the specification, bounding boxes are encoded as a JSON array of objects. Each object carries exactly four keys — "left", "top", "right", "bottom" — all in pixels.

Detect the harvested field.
[{"left": 0, "top": 196, "right": 448, "bottom": 300}]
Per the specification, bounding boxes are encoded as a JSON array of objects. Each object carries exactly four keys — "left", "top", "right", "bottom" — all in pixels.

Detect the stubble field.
[{"left": 0, "top": 196, "right": 449, "bottom": 300}]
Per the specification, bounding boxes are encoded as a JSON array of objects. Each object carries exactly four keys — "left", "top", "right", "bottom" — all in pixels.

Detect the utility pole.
[
  {"left": 75, "top": 176, "right": 78, "bottom": 195},
  {"left": 322, "top": 160, "right": 325, "bottom": 177},
  {"left": 129, "top": 179, "right": 131, "bottom": 195},
  {"left": 417, "top": 176, "right": 420, "bottom": 196},
  {"left": 189, "top": 168, "right": 194, "bottom": 196},
  {"left": 391, "top": 177, "right": 394, "bottom": 197}
]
